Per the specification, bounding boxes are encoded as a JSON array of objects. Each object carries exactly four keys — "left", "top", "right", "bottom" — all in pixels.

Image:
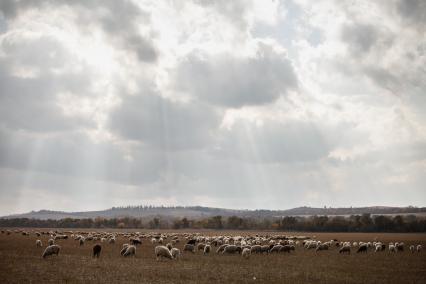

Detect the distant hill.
[{"left": 2, "top": 205, "right": 425, "bottom": 220}]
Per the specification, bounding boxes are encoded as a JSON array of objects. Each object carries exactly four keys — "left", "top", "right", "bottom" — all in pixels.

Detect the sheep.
[
  {"left": 242, "top": 248, "right": 251, "bottom": 259},
  {"left": 109, "top": 238, "right": 116, "bottom": 244},
  {"left": 36, "top": 240, "right": 42, "bottom": 247},
  {"left": 409, "top": 245, "right": 415, "bottom": 253},
  {"left": 183, "top": 244, "right": 195, "bottom": 253},
  {"left": 389, "top": 244, "right": 396, "bottom": 253},
  {"left": 261, "top": 245, "right": 272, "bottom": 254},
  {"left": 269, "top": 245, "right": 283, "bottom": 253},
  {"left": 48, "top": 239, "right": 54, "bottom": 246},
  {"left": 93, "top": 244, "right": 102, "bottom": 258},
  {"left": 396, "top": 243, "right": 404, "bottom": 252},
  {"left": 79, "top": 238, "right": 85, "bottom": 246},
  {"left": 122, "top": 245, "right": 136, "bottom": 257},
  {"left": 197, "top": 243, "right": 206, "bottom": 251},
  {"left": 42, "top": 245, "right": 61, "bottom": 258},
  {"left": 187, "top": 239, "right": 196, "bottom": 245},
  {"left": 130, "top": 238, "right": 142, "bottom": 246},
  {"left": 222, "top": 245, "right": 242, "bottom": 254},
  {"left": 316, "top": 244, "right": 329, "bottom": 252},
  {"left": 281, "top": 245, "right": 294, "bottom": 253},
  {"left": 151, "top": 238, "right": 157, "bottom": 244},
  {"left": 357, "top": 244, "right": 368, "bottom": 253},
  {"left": 171, "top": 248, "right": 181, "bottom": 259},
  {"left": 250, "top": 245, "right": 262, "bottom": 254},
  {"left": 417, "top": 245, "right": 422, "bottom": 252},
  {"left": 216, "top": 244, "right": 228, "bottom": 254},
  {"left": 339, "top": 245, "right": 351, "bottom": 254},
  {"left": 155, "top": 245, "right": 173, "bottom": 261},
  {"left": 203, "top": 245, "right": 211, "bottom": 255},
  {"left": 120, "top": 244, "right": 129, "bottom": 256}
]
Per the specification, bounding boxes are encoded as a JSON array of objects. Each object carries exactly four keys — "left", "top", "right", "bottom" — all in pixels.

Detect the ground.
[{"left": 0, "top": 229, "right": 425, "bottom": 283}]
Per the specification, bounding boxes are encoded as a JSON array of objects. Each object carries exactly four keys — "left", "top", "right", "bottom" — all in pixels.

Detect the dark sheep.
[
  {"left": 187, "top": 239, "right": 196, "bottom": 245},
  {"left": 357, "top": 245, "right": 368, "bottom": 253},
  {"left": 93, "top": 244, "right": 102, "bottom": 258}
]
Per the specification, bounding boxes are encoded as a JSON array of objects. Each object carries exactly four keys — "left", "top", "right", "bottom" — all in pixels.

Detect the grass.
[{"left": 0, "top": 230, "right": 425, "bottom": 283}]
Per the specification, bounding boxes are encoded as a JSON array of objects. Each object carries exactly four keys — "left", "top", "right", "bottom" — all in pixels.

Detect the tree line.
[{"left": 1, "top": 214, "right": 425, "bottom": 232}]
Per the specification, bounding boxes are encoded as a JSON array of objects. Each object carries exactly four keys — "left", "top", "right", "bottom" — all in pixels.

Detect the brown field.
[{"left": 0, "top": 229, "right": 425, "bottom": 284}]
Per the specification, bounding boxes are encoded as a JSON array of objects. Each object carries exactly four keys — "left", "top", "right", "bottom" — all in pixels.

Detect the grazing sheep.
[
  {"left": 155, "top": 245, "right": 173, "bottom": 261},
  {"left": 183, "top": 244, "right": 195, "bottom": 253},
  {"left": 417, "top": 245, "right": 422, "bottom": 252},
  {"left": 79, "top": 238, "right": 85, "bottom": 246},
  {"left": 203, "top": 245, "right": 211, "bottom": 255},
  {"left": 281, "top": 245, "right": 294, "bottom": 253},
  {"left": 339, "top": 245, "right": 351, "bottom": 254},
  {"left": 396, "top": 243, "right": 404, "bottom": 252},
  {"left": 130, "top": 238, "right": 142, "bottom": 246},
  {"left": 122, "top": 245, "right": 136, "bottom": 257},
  {"left": 389, "top": 245, "right": 397, "bottom": 253},
  {"left": 197, "top": 243, "right": 206, "bottom": 251},
  {"left": 357, "top": 244, "right": 368, "bottom": 253},
  {"left": 109, "top": 238, "right": 116, "bottom": 244},
  {"left": 36, "top": 240, "right": 42, "bottom": 247},
  {"left": 242, "top": 248, "right": 251, "bottom": 259},
  {"left": 120, "top": 244, "right": 129, "bottom": 256},
  {"left": 187, "top": 239, "right": 196, "bottom": 245},
  {"left": 216, "top": 244, "right": 228, "bottom": 254},
  {"left": 316, "top": 244, "right": 329, "bottom": 252},
  {"left": 48, "top": 239, "right": 54, "bottom": 246},
  {"left": 410, "top": 245, "right": 415, "bottom": 253},
  {"left": 42, "top": 245, "right": 61, "bottom": 258},
  {"left": 261, "top": 245, "right": 271, "bottom": 253},
  {"left": 250, "top": 245, "right": 262, "bottom": 254},
  {"left": 171, "top": 248, "right": 181, "bottom": 259},
  {"left": 93, "top": 244, "right": 102, "bottom": 258},
  {"left": 222, "top": 245, "right": 242, "bottom": 254},
  {"left": 269, "top": 245, "right": 283, "bottom": 253}
]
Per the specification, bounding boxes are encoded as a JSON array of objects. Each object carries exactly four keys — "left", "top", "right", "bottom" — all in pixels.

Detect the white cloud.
[{"left": 0, "top": 0, "right": 425, "bottom": 214}]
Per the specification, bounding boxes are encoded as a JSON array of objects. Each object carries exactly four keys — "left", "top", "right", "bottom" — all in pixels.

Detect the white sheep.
[
  {"left": 389, "top": 244, "right": 396, "bottom": 253},
  {"left": 42, "top": 245, "right": 61, "bottom": 258},
  {"left": 410, "top": 245, "right": 415, "bottom": 253},
  {"left": 242, "top": 248, "right": 251, "bottom": 259},
  {"left": 79, "top": 238, "right": 85, "bottom": 246},
  {"left": 417, "top": 245, "right": 422, "bottom": 252},
  {"left": 155, "top": 245, "right": 173, "bottom": 261},
  {"left": 171, "top": 248, "right": 181, "bottom": 259},
  {"left": 36, "top": 240, "right": 42, "bottom": 247},
  {"left": 122, "top": 245, "right": 136, "bottom": 257}
]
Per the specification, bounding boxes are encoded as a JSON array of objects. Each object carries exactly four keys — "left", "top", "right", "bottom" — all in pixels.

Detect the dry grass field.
[{"left": 0, "top": 229, "right": 425, "bottom": 284}]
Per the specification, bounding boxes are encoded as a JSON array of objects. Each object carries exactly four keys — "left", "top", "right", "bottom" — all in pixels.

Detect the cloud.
[
  {"left": 174, "top": 41, "right": 298, "bottom": 108},
  {"left": 0, "top": 0, "right": 425, "bottom": 213},
  {"left": 108, "top": 93, "right": 221, "bottom": 151}
]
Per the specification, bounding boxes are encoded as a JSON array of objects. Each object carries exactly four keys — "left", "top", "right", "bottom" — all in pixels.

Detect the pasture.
[{"left": 0, "top": 229, "right": 425, "bottom": 283}]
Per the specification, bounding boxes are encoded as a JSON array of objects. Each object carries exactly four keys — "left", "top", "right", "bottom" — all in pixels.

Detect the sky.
[{"left": 0, "top": 0, "right": 425, "bottom": 215}]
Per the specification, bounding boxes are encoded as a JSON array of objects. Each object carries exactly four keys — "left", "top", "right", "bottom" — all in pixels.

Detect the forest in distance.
[{"left": 2, "top": 213, "right": 426, "bottom": 232}]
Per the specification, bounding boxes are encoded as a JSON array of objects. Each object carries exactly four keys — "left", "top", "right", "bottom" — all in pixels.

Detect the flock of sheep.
[{"left": 2, "top": 229, "right": 423, "bottom": 261}]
